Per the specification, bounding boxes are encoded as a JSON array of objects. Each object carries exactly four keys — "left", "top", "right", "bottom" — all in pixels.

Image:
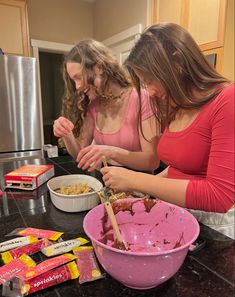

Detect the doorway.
[
  {"left": 39, "top": 51, "right": 64, "bottom": 146},
  {"left": 31, "top": 39, "right": 73, "bottom": 152}
]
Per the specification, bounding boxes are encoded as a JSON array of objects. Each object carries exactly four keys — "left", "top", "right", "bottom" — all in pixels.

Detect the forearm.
[
  {"left": 128, "top": 171, "right": 188, "bottom": 207},
  {"left": 62, "top": 133, "right": 81, "bottom": 159},
  {"left": 112, "top": 148, "right": 160, "bottom": 171}
]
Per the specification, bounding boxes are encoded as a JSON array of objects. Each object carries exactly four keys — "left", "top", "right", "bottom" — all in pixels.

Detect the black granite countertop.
[{"left": 0, "top": 156, "right": 234, "bottom": 297}]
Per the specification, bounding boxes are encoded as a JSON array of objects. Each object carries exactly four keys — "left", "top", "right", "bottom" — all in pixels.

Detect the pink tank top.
[{"left": 87, "top": 88, "right": 153, "bottom": 151}]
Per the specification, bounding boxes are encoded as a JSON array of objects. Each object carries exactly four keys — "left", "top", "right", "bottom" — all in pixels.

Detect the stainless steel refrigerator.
[{"left": 0, "top": 55, "right": 44, "bottom": 162}]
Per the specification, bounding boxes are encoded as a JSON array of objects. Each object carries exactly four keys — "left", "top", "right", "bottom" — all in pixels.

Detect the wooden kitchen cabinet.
[
  {"left": 150, "top": 0, "right": 227, "bottom": 51},
  {"left": 0, "top": 0, "right": 30, "bottom": 56},
  {"left": 203, "top": 47, "right": 224, "bottom": 73}
]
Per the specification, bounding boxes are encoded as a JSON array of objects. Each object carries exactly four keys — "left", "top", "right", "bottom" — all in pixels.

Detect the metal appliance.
[{"left": 0, "top": 54, "right": 44, "bottom": 162}]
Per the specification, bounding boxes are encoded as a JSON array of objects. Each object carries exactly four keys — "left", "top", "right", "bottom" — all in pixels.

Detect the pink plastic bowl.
[{"left": 83, "top": 198, "right": 200, "bottom": 290}]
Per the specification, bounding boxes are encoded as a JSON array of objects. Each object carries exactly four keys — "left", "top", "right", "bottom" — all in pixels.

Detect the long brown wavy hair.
[
  {"left": 61, "top": 39, "right": 130, "bottom": 137},
  {"left": 124, "top": 23, "right": 231, "bottom": 127}
]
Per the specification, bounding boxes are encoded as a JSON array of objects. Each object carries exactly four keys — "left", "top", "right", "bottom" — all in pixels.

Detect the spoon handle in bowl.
[{"left": 104, "top": 201, "right": 123, "bottom": 243}]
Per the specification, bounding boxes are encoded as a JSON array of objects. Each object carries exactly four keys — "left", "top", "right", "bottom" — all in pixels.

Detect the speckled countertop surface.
[{"left": 0, "top": 156, "right": 234, "bottom": 297}]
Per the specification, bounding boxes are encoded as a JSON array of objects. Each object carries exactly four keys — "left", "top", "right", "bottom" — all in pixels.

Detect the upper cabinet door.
[
  {"left": 150, "top": 0, "right": 227, "bottom": 51},
  {"left": 0, "top": 0, "right": 30, "bottom": 56},
  {"left": 151, "top": 0, "right": 182, "bottom": 25}
]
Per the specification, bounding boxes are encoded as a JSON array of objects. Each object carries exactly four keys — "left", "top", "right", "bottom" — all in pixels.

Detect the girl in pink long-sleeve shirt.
[{"left": 101, "top": 23, "right": 234, "bottom": 239}]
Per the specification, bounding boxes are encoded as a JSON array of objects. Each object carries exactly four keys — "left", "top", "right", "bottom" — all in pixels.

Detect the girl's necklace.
[
  {"left": 101, "top": 88, "right": 126, "bottom": 102},
  {"left": 101, "top": 87, "right": 131, "bottom": 117}
]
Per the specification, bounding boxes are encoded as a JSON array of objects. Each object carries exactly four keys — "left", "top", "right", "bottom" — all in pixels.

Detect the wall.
[
  {"left": 93, "top": 0, "right": 149, "bottom": 41},
  {"left": 27, "top": 0, "right": 94, "bottom": 44},
  {"left": 222, "top": 0, "right": 234, "bottom": 81},
  {"left": 27, "top": 0, "right": 150, "bottom": 44}
]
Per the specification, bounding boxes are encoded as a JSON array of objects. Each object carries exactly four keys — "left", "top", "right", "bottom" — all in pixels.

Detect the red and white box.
[{"left": 4, "top": 165, "right": 54, "bottom": 190}]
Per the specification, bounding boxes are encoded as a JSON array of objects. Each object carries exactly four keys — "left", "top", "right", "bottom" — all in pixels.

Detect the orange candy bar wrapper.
[
  {"left": 73, "top": 246, "right": 104, "bottom": 284},
  {"left": 17, "top": 253, "right": 77, "bottom": 280},
  {"left": 3, "top": 261, "right": 79, "bottom": 296},
  {"left": 0, "top": 254, "right": 36, "bottom": 285},
  {"left": 1, "top": 239, "right": 52, "bottom": 264},
  {"left": 6, "top": 227, "right": 63, "bottom": 241}
]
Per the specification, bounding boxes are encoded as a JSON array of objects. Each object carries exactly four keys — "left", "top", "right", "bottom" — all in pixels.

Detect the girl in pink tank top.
[{"left": 53, "top": 39, "right": 160, "bottom": 172}]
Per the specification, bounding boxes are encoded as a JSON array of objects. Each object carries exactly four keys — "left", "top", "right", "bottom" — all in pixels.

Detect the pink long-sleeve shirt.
[
  {"left": 157, "top": 84, "right": 235, "bottom": 213},
  {"left": 88, "top": 88, "right": 153, "bottom": 151}
]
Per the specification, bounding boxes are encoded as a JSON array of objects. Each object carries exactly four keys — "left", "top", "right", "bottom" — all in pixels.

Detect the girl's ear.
[
  {"left": 172, "top": 51, "right": 184, "bottom": 74},
  {"left": 172, "top": 50, "right": 182, "bottom": 65},
  {"left": 94, "top": 64, "right": 103, "bottom": 75}
]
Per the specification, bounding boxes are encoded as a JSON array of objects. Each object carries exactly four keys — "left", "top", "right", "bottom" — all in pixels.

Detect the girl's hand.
[
  {"left": 53, "top": 117, "right": 74, "bottom": 138},
  {"left": 77, "top": 145, "right": 115, "bottom": 171},
  {"left": 100, "top": 166, "right": 135, "bottom": 192}
]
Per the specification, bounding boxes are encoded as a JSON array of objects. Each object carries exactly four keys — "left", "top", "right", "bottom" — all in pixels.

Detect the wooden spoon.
[
  {"left": 99, "top": 157, "right": 128, "bottom": 250},
  {"left": 99, "top": 194, "right": 127, "bottom": 249}
]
